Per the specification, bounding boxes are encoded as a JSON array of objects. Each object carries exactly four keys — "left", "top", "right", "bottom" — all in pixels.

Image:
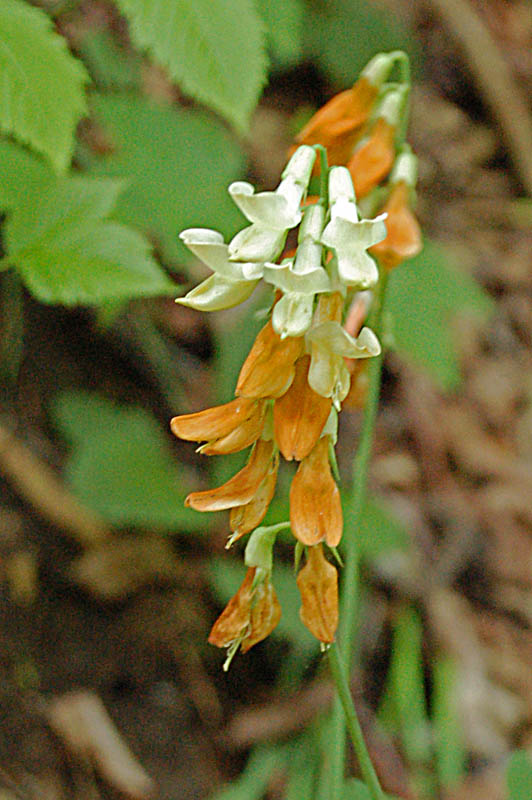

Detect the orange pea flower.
[
  {"left": 289, "top": 436, "right": 343, "bottom": 547},
  {"left": 185, "top": 438, "right": 275, "bottom": 512},
  {"left": 297, "top": 544, "right": 339, "bottom": 643},
  {"left": 208, "top": 567, "right": 281, "bottom": 653},
  {"left": 229, "top": 453, "right": 279, "bottom": 542},
  {"left": 347, "top": 116, "right": 395, "bottom": 199},
  {"left": 170, "top": 397, "right": 266, "bottom": 455},
  {"left": 236, "top": 319, "right": 304, "bottom": 399},
  {"left": 273, "top": 355, "right": 332, "bottom": 462},
  {"left": 369, "top": 181, "right": 422, "bottom": 270},
  {"left": 295, "top": 78, "right": 378, "bottom": 167}
]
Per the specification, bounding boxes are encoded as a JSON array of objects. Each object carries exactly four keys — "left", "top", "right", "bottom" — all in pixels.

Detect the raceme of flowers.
[{"left": 171, "top": 51, "right": 421, "bottom": 669}]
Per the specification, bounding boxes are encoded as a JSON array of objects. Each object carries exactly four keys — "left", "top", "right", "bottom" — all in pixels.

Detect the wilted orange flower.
[
  {"left": 294, "top": 77, "right": 378, "bottom": 167},
  {"left": 208, "top": 567, "right": 281, "bottom": 653},
  {"left": 171, "top": 397, "right": 266, "bottom": 455},
  {"left": 236, "top": 319, "right": 304, "bottom": 399},
  {"left": 297, "top": 544, "right": 338, "bottom": 643},
  {"left": 229, "top": 453, "right": 279, "bottom": 542},
  {"left": 369, "top": 181, "right": 422, "bottom": 270},
  {"left": 347, "top": 116, "right": 395, "bottom": 199},
  {"left": 185, "top": 438, "right": 275, "bottom": 512},
  {"left": 274, "top": 355, "right": 332, "bottom": 461},
  {"left": 289, "top": 436, "right": 343, "bottom": 546}
]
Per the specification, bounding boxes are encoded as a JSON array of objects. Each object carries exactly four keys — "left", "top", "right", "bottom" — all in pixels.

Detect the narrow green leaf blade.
[
  {"left": 0, "top": 0, "right": 88, "bottom": 171},
  {"left": 385, "top": 240, "right": 494, "bottom": 390},
  {"left": 432, "top": 657, "right": 466, "bottom": 791},
  {"left": 113, "top": 0, "right": 268, "bottom": 133},
  {"left": 52, "top": 391, "right": 204, "bottom": 531}
]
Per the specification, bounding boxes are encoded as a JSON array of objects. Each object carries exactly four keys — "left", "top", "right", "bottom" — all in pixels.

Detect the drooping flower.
[
  {"left": 236, "top": 318, "right": 304, "bottom": 399},
  {"left": 176, "top": 228, "right": 263, "bottom": 311},
  {"left": 273, "top": 355, "right": 332, "bottom": 461},
  {"left": 294, "top": 52, "right": 397, "bottom": 167},
  {"left": 185, "top": 438, "right": 275, "bottom": 512},
  {"left": 170, "top": 396, "right": 266, "bottom": 455},
  {"left": 297, "top": 544, "right": 339, "bottom": 643},
  {"left": 347, "top": 88, "right": 406, "bottom": 198},
  {"left": 306, "top": 292, "right": 380, "bottom": 410},
  {"left": 208, "top": 567, "right": 281, "bottom": 656},
  {"left": 369, "top": 149, "right": 422, "bottom": 270},
  {"left": 229, "top": 453, "right": 279, "bottom": 542},
  {"left": 228, "top": 145, "right": 316, "bottom": 263},
  {"left": 321, "top": 167, "right": 387, "bottom": 289},
  {"left": 289, "top": 436, "right": 343, "bottom": 547}
]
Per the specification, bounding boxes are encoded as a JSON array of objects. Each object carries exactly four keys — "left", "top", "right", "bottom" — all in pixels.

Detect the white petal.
[
  {"left": 306, "top": 321, "right": 380, "bottom": 358},
  {"left": 175, "top": 274, "right": 258, "bottom": 311},
  {"left": 229, "top": 225, "right": 286, "bottom": 262},
  {"left": 228, "top": 182, "right": 301, "bottom": 230},
  {"left": 271, "top": 293, "right": 314, "bottom": 338}
]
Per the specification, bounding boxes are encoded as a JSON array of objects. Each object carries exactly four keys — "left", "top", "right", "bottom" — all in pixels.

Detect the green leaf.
[
  {"left": 0, "top": 0, "right": 88, "bottom": 171},
  {"left": 507, "top": 751, "right": 532, "bottom": 800},
  {"left": 113, "top": 0, "right": 268, "bottom": 133},
  {"left": 76, "top": 29, "right": 141, "bottom": 90},
  {"left": 256, "top": 0, "right": 304, "bottom": 68},
  {"left": 432, "top": 658, "right": 466, "bottom": 791},
  {"left": 304, "top": 0, "right": 421, "bottom": 87},
  {"left": 385, "top": 240, "right": 494, "bottom": 390},
  {"left": 3, "top": 168, "right": 174, "bottom": 304},
  {"left": 379, "top": 606, "right": 436, "bottom": 797},
  {"left": 52, "top": 391, "right": 206, "bottom": 530},
  {"left": 0, "top": 138, "right": 52, "bottom": 209},
  {"left": 83, "top": 94, "right": 246, "bottom": 263}
]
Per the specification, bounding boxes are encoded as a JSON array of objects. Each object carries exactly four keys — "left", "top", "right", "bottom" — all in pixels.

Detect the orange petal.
[
  {"left": 274, "top": 356, "right": 332, "bottom": 461},
  {"left": 236, "top": 320, "right": 304, "bottom": 399},
  {"left": 342, "top": 359, "right": 369, "bottom": 410},
  {"left": 289, "top": 437, "right": 343, "bottom": 546},
  {"left": 241, "top": 578, "right": 281, "bottom": 652},
  {"left": 295, "top": 79, "right": 378, "bottom": 167},
  {"left": 229, "top": 454, "right": 279, "bottom": 541},
  {"left": 297, "top": 544, "right": 338, "bottom": 643},
  {"left": 199, "top": 401, "right": 266, "bottom": 455},
  {"left": 369, "top": 182, "right": 422, "bottom": 270},
  {"left": 348, "top": 117, "right": 395, "bottom": 198},
  {"left": 171, "top": 397, "right": 258, "bottom": 442},
  {"left": 208, "top": 568, "right": 255, "bottom": 647},
  {"left": 186, "top": 439, "right": 274, "bottom": 512}
]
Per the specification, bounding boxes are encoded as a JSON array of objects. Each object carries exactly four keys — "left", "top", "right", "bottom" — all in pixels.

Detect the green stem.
[
  {"left": 328, "top": 642, "right": 386, "bottom": 800},
  {"left": 328, "top": 272, "right": 389, "bottom": 799}
]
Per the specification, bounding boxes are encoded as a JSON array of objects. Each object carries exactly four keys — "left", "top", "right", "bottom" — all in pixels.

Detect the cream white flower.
[
  {"left": 177, "top": 228, "right": 262, "bottom": 311},
  {"left": 306, "top": 321, "right": 381, "bottom": 409},
  {"left": 321, "top": 167, "right": 387, "bottom": 289},
  {"left": 228, "top": 145, "right": 316, "bottom": 263}
]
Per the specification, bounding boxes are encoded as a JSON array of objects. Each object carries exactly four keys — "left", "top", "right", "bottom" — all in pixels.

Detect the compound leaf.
[
  {"left": 0, "top": 0, "right": 88, "bottom": 171},
  {"left": 113, "top": 0, "right": 268, "bottom": 133}
]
